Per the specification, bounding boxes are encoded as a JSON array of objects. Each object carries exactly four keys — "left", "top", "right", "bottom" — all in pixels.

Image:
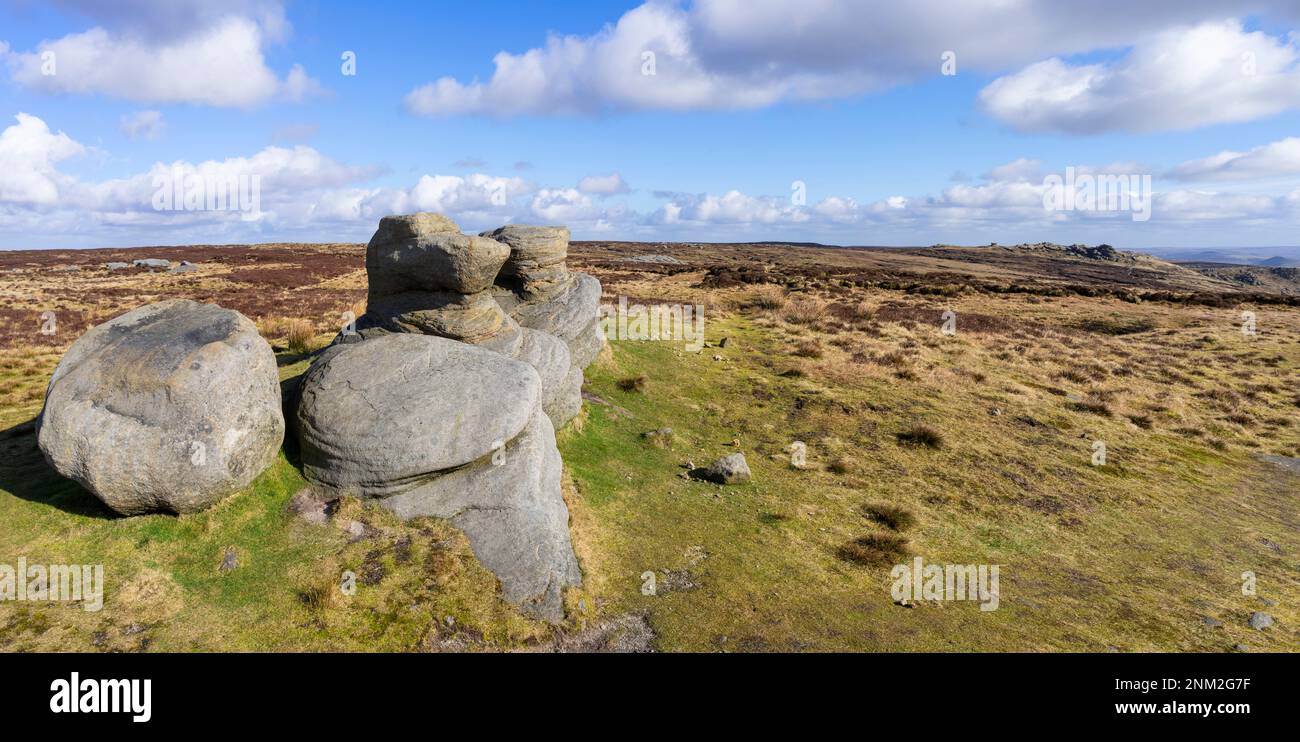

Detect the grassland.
[{"left": 1, "top": 243, "right": 1296, "bottom": 651}]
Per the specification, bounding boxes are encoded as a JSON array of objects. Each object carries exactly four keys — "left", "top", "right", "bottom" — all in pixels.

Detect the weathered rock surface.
[
  {"left": 497, "top": 272, "right": 605, "bottom": 370},
  {"left": 480, "top": 225, "right": 571, "bottom": 302},
  {"left": 296, "top": 333, "right": 540, "bottom": 495},
  {"left": 382, "top": 408, "right": 580, "bottom": 620},
  {"left": 357, "top": 214, "right": 585, "bottom": 426},
  {"left": 364, "top": 289, "right": 509, "bottom": 344},
  {"left": 37, "top": 299, "right": 283, "bottom": 515},
  {"left": 293, "top": 333, "right": 579, "bottom": 620},
  {"left": 692, "top": 452, "right": 752, "bottom": 485},
  {"left": 481, "top": 323, "right": 581, "bottom": 428},
  {"left": 367, "top": 213, "right": 509, "bottom": 296}
]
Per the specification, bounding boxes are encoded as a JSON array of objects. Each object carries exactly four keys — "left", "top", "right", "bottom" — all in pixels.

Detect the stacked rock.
[
  {"left": 485, "top": 225, "right": 606, "bottom": 371},
  {"left": 296, "top": 213, "right": 601, "bottom": 621},
  {"left": 294, "top": 333, "right": 579, "bottom": 619},
  {"left": 352, "top": 214, "right": 582, "bottom": 428}
]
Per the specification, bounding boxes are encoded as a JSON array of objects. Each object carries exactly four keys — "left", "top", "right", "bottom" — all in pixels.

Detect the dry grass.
[
  {"left": 745, "top": 285, "right": 788, "bottom": 311},
  {"left": 781, "top": 295, "right": 830, "bottom": 325},
  {"left": 617, "top": 374, "right": 648, "bottom": 393},
  {"left": 896, "top": 423, "right": 945, "bottom": 449},
  {"left": 284, "top": 318, "right": 316, "bottom": 354},
  {"left": 836, "top": 533, "right": 910, "bottom": 566},
  {"left": 862, "top": 502, "right": 918, "bottom": 531}
]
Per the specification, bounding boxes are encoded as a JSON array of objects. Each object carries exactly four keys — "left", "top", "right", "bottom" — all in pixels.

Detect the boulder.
[
  {"left": 132, "top": 258, "right": 171, "bottom": 269},
  {"left": 480, "top": 225, "right": 571, "bottom": 302},
  {"left": 481, "top": 323, "right": 582, "bottom": 428},
  {"left": 365, "top": 289, "right": 509, "bottom": 344},
  {"left": 692, "top": 452, "right": 752, "bottom": 485},
  {"left": 357, "top": 214, "right": 584, "bottom": 426},
  {"left": 293, "top": 333, "right": 580, "bottom": 620},
  {"left": 1248, "top": 612, "right": 1274, "bottom": 630},
  {"left": 367, "top": 213, "right": 509, "bottom": 296},
  {"left": 382, "top": 408, "right": 580, "bottom": 620},
  {"left": 497, "top": 272, "right": 605, "bottom": 369},
  {"left": 37, "top": 300, "right": 284, "bottom": 515},
  {"left": 296, "top": 333, "right": 539, "bottom": 496}
]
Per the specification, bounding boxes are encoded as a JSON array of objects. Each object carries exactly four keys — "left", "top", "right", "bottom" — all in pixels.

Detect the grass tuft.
[
  {"left": 896, "top": 423, "right": 944, "bottom": 449},
  {"left": 836, "top": 533, "right": 910, "bottom": 566},
  {"left": 861, "top": 502, "right": 917, "bottom": 531}
]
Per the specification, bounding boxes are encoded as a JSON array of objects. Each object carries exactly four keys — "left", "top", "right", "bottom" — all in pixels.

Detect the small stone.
[
  {"left": 445, "top": 615, "right": 455, "bottom": 627},
  {"left": 1248, "top": 612, "right": 1274, "bottom": 630},
  {"left": 713, "top": 354, "right": 723, "bottom": 361},
  {"left": 1259, "top": 598, "right": 1277, "bottom": 607},
  {"left": 1200, "top": 616, "right": 1222, "bottom": 628},
  {"left": 691, "top": 452, "right": 751, "bottom": 485},
  {"left": 219, "top": 547, "right": 238, "bottom": 572},
  {"left": 104, "top": 262, "right": 129, "bottom": 270},
  {"left": 286, "top": 488, "right": 333, "bottom": 525},
  {"left": 345, "top": 520, "right": 367, "bottom": 542},
  {"left": 1233, "top": 643, "right": 1250, "bottom": 652}
]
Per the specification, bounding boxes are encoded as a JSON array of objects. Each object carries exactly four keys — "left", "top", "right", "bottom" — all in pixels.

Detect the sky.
[{"left": 2, "top": 0, "right": 1300, "bottom": 250}]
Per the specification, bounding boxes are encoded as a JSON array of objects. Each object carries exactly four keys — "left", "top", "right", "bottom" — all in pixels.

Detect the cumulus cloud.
[
  {"left": 578, "top": 172, "right": 630, "bottom": 195},
  {"left": 1168, "top": 137, "right": 1300, "bottom": 181},
  {"left": 3, "top": 113, "right": 1297, "bottom": 247},
  {"left": 402, "top": 0, "right": 1300, "bottom": 118},
  {"left": 2, "top": 2, "right": 322, "bottom": 107},
  {"left": 119, "top": 110, "right": 164, "bottom": 140},
  {"left": 984, "top": 158, "right": 1042, "bottom": 183},
  {"left": 0, "top": 113, "right": 85, "bottom": 205},
  {"left": 979, "top": 20, "right": 1300, "bottom": 133}
]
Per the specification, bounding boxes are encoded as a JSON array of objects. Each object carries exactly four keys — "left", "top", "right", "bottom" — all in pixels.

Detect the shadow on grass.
[{"left": 0, "top": 417, "right": 117, "bottom": 519}]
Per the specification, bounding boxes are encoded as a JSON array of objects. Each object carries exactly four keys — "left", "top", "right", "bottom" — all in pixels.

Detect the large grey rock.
[
  {"left": 382, "top": 408, "right": 580, "bottom": 620},
  {"left": 481, "top": 323, "right": 582, "bottom": 428},
  {"left": 293, "top": 333, "right": 580, "bottom": 620},
  {"left": 37, "top": 300, "right": 283, "bottom": 515},
  {"left": 480, "top": 225, "right": 571, "bottom": 302},
  {"left": 295, "top": 333, "right": 539, "bottom": 496},
  {"left": 365, "top": 289, "right": 510, "bottom": 344},
  {"left": 367, "top": 213, "right": 509, "bottom": 297},
  {"left": 497, "top": 272, "right": 605, "bottom": 369}
]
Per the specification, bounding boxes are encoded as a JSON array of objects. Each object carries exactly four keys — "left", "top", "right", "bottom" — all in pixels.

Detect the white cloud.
[
  {"left": 0, "top": 113, "right": 85, "bottom": 205},
  {"left": 1168, "top": 137, "right": 1300, "bottom": 181},
  {"left": 402, "top": 1, "right": 1300, "bottom": 118},
  {"left": 2, "top": 7, "right": 322, "bottom": 107},
  {"left": 984, "top": 158, "right": 1042, "bottom": 183},
  {"left": 3, "top": 113, "right": 1298, "bottom": 248},
  {"left": 979, "top": 20, "right": 1300, "bottom": 133},
  {"left": 531, "top": 188, "right": 598, "bottom": 221},
  {"left": 119, "top": 110, "right": 165, "bottom": 140},
  {"left": 578, "top": 172, "right": 631, "bottom": 195}
]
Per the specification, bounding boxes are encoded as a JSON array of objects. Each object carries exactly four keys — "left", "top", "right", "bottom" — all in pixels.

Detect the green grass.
[{"left": 2, "top": 307, "right": 1298, "bottom": 652}]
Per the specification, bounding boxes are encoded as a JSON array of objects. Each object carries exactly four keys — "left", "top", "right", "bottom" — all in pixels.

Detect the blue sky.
[{"left": 2, "top": 0, "right": 1300, "bottom": 249}]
